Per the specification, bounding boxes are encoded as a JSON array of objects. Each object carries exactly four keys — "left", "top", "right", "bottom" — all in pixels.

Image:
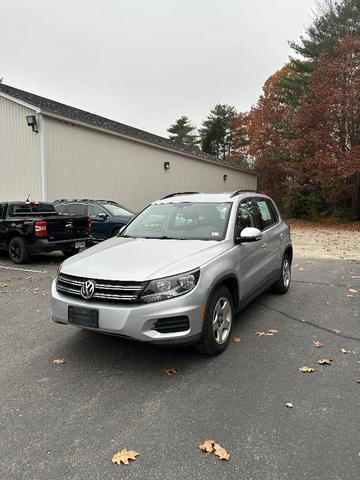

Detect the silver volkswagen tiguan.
[{"left": 52, "top": 191, "right": 292, "bottom": 355}]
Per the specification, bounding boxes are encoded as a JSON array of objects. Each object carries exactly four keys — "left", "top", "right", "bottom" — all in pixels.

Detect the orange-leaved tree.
[{"left": 295, "top": 36, "right": 360, "bottom": 218}]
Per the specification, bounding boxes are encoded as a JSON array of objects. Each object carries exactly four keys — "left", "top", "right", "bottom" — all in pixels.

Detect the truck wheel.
[
  {"left": 271, "top": 254, "right": 291, "bottom": 294},
  {"left": 195, "top": 285, "right": 234, "bottom": 356},
  {"left": 8, "top": 237, "right": 30, "bottom": 264}
]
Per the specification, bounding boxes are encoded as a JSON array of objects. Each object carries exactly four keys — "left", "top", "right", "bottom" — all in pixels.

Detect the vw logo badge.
[{"left": 81, "top": 280, "right": 95, "bottom": 300}]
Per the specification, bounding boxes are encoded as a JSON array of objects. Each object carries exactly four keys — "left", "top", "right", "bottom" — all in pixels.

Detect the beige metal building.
[{"left": 0, "top": 84, "right": 256, "bottom": 212}]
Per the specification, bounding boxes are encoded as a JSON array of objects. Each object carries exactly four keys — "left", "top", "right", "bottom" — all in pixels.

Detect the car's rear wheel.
[
  {"left": 195, "top": 285, "right": 234, "bottom": 356},
  {"left": 272, "top": 254, "right": 291, "bottom": 294},
  {"left": 8, "top": 237, "right": 30, "bottom": 264}
]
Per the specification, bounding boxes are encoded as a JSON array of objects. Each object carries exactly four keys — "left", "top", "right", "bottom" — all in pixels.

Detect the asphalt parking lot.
[{"left": 0, "top": 253, "right": 359, "bottom": 480}]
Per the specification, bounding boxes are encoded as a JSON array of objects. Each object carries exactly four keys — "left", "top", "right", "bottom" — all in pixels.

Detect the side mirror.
[{"left": 236, "top": 227, "right": 263, "bottom": 243}]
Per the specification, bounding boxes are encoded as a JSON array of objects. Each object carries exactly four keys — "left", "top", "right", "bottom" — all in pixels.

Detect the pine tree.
[
  {"left": 282, "top": 0, "right": 360, "bottom": 105},
  {"left": 199, "top": 104, "right": 236, "bottom": 159},
  {"left": 167, "top": 116, "right": 198, "bottom": 148}
]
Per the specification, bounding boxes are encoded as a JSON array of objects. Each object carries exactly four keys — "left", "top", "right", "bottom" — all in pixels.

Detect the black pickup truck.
[{"left": 0, "top": 202, "right": 92, "bottom": 264}]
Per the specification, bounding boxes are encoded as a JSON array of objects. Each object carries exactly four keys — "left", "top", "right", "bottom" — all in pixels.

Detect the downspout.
[{"left": 38, "top": 113, "right": 47, "bottom": 201}]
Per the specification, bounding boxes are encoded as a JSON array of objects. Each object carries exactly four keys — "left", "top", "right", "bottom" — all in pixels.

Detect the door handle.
[{"left": 261, "top": 242, "right": 268, "bottom": 248}]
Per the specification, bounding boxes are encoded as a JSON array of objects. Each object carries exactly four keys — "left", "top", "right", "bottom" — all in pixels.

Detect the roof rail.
[
  {"left": 161, "top": 192, "right": 200, "bottom": 200},
  {"left": 230, "top": 190, "right": 259, "bottom": 198}
]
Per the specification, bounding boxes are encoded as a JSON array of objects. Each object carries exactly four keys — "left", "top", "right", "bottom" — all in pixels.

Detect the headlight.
[{"left": 140, "top": 269, "right": 200, "bottom": 303}]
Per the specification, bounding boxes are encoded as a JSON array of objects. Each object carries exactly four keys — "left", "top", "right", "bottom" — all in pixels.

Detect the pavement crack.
[{"left": 256, "top": 302, "right": 360, "bottom": 342}]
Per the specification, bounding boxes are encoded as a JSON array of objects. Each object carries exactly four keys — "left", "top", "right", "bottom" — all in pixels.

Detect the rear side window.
[
  {"left": 254, "top": 199, "right": 278, "bottom": 230},
  {"left": 88, "top": 205, "right": 106, "bottom": 217},
  {"left": 67, "top": 204, "right": 88, "bottom": 216},
  {"left": 55, "top": 204, "right": 67, "bottom": 214},
  {"left": 0, "top": 204, "right": 5, "bottom": 219}
]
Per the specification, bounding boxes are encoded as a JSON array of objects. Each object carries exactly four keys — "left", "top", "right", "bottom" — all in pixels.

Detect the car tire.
[
  {"left": 272, "top": 254, "right": 291, "bottom": 294},
  {"left": 8, "top": 237, "right": 30, "bottom": 264},
  {"left": 62, "top": 248, "right": 80, "bottom": 258},
  {"left": 195, "top": 285, "right": 234, "bottom": 356}
]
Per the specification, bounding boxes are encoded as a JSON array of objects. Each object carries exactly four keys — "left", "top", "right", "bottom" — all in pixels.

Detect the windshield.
[
  {"left": 103, "top": 203, "right": 133, "bottom": 216},
  {"left": 122, "top": 202, "right": 232, "bottom": 240}
]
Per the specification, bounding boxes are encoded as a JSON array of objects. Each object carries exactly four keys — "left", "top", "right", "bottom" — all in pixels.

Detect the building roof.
[{"left": 0, "top": 83, "right": 255, "bottom": 175}]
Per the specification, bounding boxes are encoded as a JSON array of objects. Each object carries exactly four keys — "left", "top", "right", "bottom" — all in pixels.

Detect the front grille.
[
  {"left": 152, "top": 316, "right": 190, "bottom": 333},
  {"left": 56, "top": 273, "right": 147, "bottom": 303}
]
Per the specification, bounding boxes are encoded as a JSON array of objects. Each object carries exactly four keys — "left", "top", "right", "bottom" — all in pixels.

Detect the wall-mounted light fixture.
[
  {"left": 164, "top": 161, "right": 170, "bottom": 170},
  {"left": 26, "top": 115, "right": 39, "bottom": 133},
  {"left": 223, "top": 174, "right": 228, "bottom": 181}
]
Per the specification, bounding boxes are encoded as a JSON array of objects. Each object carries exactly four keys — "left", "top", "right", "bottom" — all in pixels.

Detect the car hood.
[{"left": 61, "top": 237, "right": 231, "bottom": 281}]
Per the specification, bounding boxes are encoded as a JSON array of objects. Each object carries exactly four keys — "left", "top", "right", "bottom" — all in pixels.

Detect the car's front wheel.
[
  {"left": 272, "top": 254, "right": 291, "bottom": 294},
  {"left": 195, "top": 285, "right": 234, "bottom": 356}
]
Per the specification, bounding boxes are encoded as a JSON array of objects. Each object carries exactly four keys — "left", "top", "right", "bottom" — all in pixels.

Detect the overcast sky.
[{"left": 0, "top": 0, "right": 316, "bottom": 136}]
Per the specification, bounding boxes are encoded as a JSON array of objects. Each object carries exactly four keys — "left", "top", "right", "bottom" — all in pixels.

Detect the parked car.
[
  {"left": 0, "top": 201, "right": 92, "bottom": 264},
  {"left": 54, "top": 199, "right": 134, "bottom": 242},
  {"left": 51, "top": 191, "right": 292, "bottom": 355}
]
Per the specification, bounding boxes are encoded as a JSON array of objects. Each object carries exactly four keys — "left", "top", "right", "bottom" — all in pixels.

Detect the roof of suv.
[
  {"left": 157, "top": 191, "right": 261, "bottom": 204},
  {"left": 54, "top": 199, "right": 119, "bottom": 204}
]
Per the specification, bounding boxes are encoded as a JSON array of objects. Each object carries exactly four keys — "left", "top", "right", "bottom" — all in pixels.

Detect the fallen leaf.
[
  {"left": 298, "top": 267, "right": 304, "bottom": 271},
  {"left": 351, "top": 275, "right": 360, "bottom": 279},
  {"left": 53, "top": 359, "right": 65, "bottom": 365},
  {"left": 163, "top": 368, "right": 178, "bottom": 376},
  {"left": 233, "top": 336, "right": 241, "bottom": 343},
  {"left": 299, "top": 366, "right": 315, "bottom": 373},
  {"left": 112, "top": 449, "right": 139, "bottom": 466},
  {"left": 199, "top": 440, "right": 215, "bottom": 453},
  {"left": 255, "top": 329, "right": 278, "bottom": 336},
  {"left": 317, "top": 358, "right": 333, "bottom": 365},
  {"left": 341, "top": 348, "right": 349, "bottom": 354},
  {"left": 286, "top": 402, "right": 294, "bottom": 408},
  {"left": 347, "top": 294, "right": 355, "bottom": 298},
  {"left": 348, "top": 288, "right": 358, "bottom": 294},
  {"left": 213, "top": 443, "right": 230, "bottom": 461},
  {"left": 313, "top": 340, "right": 324, "bottom": 348}
]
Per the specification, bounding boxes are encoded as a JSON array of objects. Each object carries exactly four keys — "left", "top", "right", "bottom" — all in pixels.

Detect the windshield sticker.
[{"left": 211, "top": 231, "right": 220, "bottom": 237}]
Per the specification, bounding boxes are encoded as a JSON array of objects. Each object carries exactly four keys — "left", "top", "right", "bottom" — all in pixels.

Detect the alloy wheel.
[
  {"left": 212, "top": 296, "right": 232, "bottom": 344},
  {"left": 283, "top": 259, "right": 291, "bottom": 288}
]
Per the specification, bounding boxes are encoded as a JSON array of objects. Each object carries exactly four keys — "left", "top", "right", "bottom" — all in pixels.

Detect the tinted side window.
[
  {"left": 235, "top": 199, "right": 255, "bottom": 234},
  {"left": 55, "top": 204, "right": 67, "bottom": 214},
  {"left": 68, "top": 204, "right": 88, "bottom": 216},
  {"left": 254, "top": 198, "right": 278, "bottom": 230},
  {"left": 88, "top": 205, "right": 105, "bottom": 217},
  {"left": 0, "top": 204, "right": 4, "bottom": 219}
]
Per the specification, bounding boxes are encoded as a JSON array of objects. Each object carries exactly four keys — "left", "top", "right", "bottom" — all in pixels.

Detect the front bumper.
[{"left": 51, "top": 280, "right": 204, "bottom": 344}]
